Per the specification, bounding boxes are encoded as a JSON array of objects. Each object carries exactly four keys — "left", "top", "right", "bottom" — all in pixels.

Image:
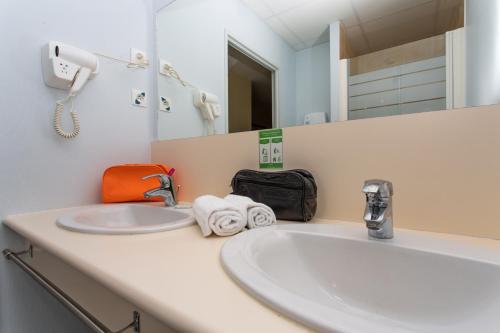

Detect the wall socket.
[
  {"left": 130, "top": 48, "right": 148, "bottom": 67},
  {"left": 159, "top": 96, "right": 172, "bottom": 112},
  {"left": 131, "top": 89, "right": 148, "bottom": 108}
]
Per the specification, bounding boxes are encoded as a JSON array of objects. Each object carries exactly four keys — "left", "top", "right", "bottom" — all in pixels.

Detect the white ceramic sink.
[
  {"left": 56, "top": 204, "right": 195, "bottom": 234},
  {"left": 221, "top": 223, "right": 500, "bottom": 333}
]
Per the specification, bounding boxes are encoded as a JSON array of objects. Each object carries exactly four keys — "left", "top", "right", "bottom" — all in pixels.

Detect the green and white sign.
[{"left": 259, "top": 128, "right": 283, "bottom": 169}]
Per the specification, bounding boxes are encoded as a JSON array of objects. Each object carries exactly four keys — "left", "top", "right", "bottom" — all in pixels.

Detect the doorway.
[{"left": 228, "top": 44, "right": 274, "bottom": 133}]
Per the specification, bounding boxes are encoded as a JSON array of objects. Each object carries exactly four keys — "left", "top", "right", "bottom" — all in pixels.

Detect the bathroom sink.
[
  {"left": 221, "top": 223, "right": 500, "bottom": 333},
  {"left": 56, "top": 204, "right": 195, "bottom": 234}
]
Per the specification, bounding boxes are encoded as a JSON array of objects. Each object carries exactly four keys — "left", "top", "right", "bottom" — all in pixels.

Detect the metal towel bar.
[{"left": 2, "top": 246, "right": 140, "bottom": 333}]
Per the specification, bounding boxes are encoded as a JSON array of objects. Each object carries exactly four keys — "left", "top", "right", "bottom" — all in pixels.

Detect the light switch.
[
  {"left": 131, "top": 89, "right": 148, "bottom": 108},
  {"left": 159, "top": 96, "right": 172, "bottom": 112}
]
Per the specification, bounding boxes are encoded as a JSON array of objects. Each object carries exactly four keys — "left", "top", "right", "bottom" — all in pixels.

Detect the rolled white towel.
[
  {"left": 192, "top": 195, "right": 246, "bottom": 237},
  {"left": 225, "top": 194, "right": 276, "bottom": 229}
]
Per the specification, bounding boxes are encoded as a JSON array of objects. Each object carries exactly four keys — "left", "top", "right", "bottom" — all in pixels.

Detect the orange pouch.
[{"left": 102, "top": 164, "right": 171, "bottom": 203}]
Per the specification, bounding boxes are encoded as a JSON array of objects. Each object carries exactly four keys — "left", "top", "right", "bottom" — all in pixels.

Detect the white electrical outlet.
[
  {"left": 159, "top": 59, "right": 172, "bottom": 76},
  {"left": 130, "top": 48, "right": 148, "bottom": 66},
  {"left": 159, "top": 96, "right": 172, "bottom": 112},
  {"left": 131, "top": 89, "right": 148, "bottom": 108}
]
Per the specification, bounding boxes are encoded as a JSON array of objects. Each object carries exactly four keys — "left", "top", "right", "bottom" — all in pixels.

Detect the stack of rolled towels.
[{"left": 192, "top": 194, "right": 276, "bottom": 237}]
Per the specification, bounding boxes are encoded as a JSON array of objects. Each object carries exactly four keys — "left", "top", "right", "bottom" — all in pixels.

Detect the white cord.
[
  {"left": 161, "top": 63, "right": 221, "bottom": 136},
  {"left": 51, "top": 51, "right": 146, "bottom": 140},
  {"left": 162, "top": 63, "right": 196, "bottom": 88},
  {"left": 206, "top": 120, "right": 216, "bottom": 136},
  {"left": 162, "top": 64, "right": 220, "bottom": 135},
  {"left": 54, "top": 94, "right": 80, "bottom": 139},
  {"left": 93, "top": 52, "right": 149, "bottom": 69}
]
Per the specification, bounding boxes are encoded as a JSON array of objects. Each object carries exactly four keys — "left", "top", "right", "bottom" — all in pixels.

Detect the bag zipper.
[{"left": 235, "top": 176, "right": 304, "bottom": 190}]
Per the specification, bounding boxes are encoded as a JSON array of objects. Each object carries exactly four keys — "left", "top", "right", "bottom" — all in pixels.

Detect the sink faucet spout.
[
  {"left": 362, "top": 180, "right": 394, "bottom": 239},
  {"left": 142, "top": 173, "right": 177, "bottom": 207}
]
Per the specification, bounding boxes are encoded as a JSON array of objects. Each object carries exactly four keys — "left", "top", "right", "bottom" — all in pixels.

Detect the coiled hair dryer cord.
[{"left": 54, "top": 94, "right": 80, "bottom": 139}]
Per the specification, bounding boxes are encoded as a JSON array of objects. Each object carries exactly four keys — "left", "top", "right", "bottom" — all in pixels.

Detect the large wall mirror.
[{"left": 155, "top": 0, "right": 500, "bottom": 141}]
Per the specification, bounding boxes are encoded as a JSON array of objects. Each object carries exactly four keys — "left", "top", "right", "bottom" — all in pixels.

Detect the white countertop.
[
  {"left": 7, "top": 205, "right": 500, "bottom": 333},
  {"left": 3, "top": 204, "right": 317, "bottom": 333}
]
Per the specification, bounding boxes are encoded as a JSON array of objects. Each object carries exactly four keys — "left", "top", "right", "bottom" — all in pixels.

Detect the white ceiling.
[{"left": 241, "top": 0, "right": 463, "bottom": 54}]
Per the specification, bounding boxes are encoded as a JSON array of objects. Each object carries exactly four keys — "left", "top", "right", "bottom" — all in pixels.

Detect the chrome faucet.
[
  {"left": 362, "top": 180, "right": 394, "bottom": 239},
  {"left": 142, "top": 173, "right": 177, "bottom": 207}
]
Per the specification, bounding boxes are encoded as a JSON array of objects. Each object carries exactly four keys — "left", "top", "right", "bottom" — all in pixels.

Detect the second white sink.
[
  {"left": 56, "top": 204, "right": 195, "bottom": 234},
  {"left": 221, "top": 223, "right": 500, "bottom": 333}
]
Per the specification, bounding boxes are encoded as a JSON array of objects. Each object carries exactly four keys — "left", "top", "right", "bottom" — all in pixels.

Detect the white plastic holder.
[
  {"left": 193, "top": 89, "right": 221, "bottom": 135},
  {"left": 130, "top": 48, "right": 149, "bottom": 67}
]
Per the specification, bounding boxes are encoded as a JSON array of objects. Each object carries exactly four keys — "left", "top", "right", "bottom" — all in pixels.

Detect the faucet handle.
[
  {"left": 142, "top": 173, "right": 171, "bottom": 188},
  {"left": 362, "top": 179, "right": 393, "bottom": 198}
]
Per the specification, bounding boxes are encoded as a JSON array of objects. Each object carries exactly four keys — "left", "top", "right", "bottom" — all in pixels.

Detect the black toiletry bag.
[{"left": 230, "top": 169, "right": 317, "bottom": 222}]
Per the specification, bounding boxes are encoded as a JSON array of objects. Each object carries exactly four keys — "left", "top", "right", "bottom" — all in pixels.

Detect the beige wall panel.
[{"left": 152, "top": 105, "right": 500, "bottom": 240}]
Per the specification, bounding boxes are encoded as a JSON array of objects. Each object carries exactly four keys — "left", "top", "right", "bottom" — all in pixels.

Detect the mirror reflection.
[{"left": 156, "top": 0, "right": 497, "bottom": 141}]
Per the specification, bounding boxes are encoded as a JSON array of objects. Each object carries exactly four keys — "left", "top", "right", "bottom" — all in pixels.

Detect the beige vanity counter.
[
  {"left": 3, "top": 205, "right": 316, "bottom": 333},
  {"left": 6, "top": 204, "right": 500, "bottom": 333}
]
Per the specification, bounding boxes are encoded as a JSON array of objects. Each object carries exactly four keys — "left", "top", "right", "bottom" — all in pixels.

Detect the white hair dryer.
[
  {"left": 42, "top": 41, "right": 99, "bottom": 139},
  {"left": 193, "top": 89, "right": 221, "bottom": 135}
]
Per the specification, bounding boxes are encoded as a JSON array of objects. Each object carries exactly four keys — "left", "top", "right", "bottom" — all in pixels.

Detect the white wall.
[
  {"left": 465, "top": 0, "right": 500, "bottom": 107},
  {"left": 154, "top": 0, "right": 176, "bottom": 11},
  {"left": 329, "top": 21, "right": 342, "bottom": 122},
  {"left": 295, "top": 42, "right": 331, "bottom": 124},
  {"left": 445, "top": 28, "right": 466, "bottom": 110},
  {"left": 156, "top": 0, "right": 296, "bottom": 140},
  {"left": 0, "top": 0, "right": 154, "bottom": 332}
]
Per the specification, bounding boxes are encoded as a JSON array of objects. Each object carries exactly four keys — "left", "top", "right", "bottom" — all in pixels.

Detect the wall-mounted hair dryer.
[
  {"left": 193, "top": 89, "right": 221, "bottom": 135},
  {"left": 42, "top": 41, "right": 99, "bottom": 139}
]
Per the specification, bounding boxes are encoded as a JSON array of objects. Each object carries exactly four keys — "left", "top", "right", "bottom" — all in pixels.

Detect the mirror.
[{"left": 156, "top": 0, "right": 499, "bottom": 141}]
